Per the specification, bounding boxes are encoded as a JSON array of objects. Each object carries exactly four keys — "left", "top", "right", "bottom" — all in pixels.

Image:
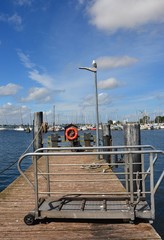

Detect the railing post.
[
  {"left": 150, "top": 153, "right": 155, "bottom": 219},
  {"left": 129, "top": 153, "right": 134, "bottom": 204},
  {"left": 34, "top": 155, "right": 39, "bottom": 217},
  {"left": 46, "top": 153, "right": 50, "bottom": 197},
  {"left": 141, "top": 153, "right": 146, "bottom": 198}
]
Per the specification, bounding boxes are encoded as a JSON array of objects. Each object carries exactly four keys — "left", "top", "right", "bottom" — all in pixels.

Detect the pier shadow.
[{"left": 38, "top": 217, "right": 149, "bottom": 225}]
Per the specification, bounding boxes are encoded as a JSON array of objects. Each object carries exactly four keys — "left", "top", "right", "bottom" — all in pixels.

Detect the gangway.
[{"left": 17, "top": 145, "right": 164, "bottom": 225}]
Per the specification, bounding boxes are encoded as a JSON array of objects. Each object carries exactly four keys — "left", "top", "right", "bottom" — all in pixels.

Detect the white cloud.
[
  {"left": 0, "top": 103, "right": 17, "bottom": 116},
  {"left": 98, "top": 78, "right": 120, "bottom": 90},
  {"left": 96, "top": 56, "right": 138, "bottom": 69},
  {"left": 81, "top": 92, "right": 111, "bottom": 108},
  {"left": 21, "top": 87, "right": 53, "bottom": 103},
  {"left": 0, "top": 103, "right": 31, "bottom": 124},
  {"left": 16, "top": 49, "right": 65, "bottom": 104},
  {"left": 0, "top": 83, "right": 22, "bottom": 96},
  {"left": 153, "top": 91, "right": 164, "bottom": 101},
  {"left": 28, "top": 70, "right": 56, "bottom": 89},
  {"left": 87, "top": 0, "right": 164, "bottom": 32},
  {"left": 0, "top": 13, "right": 23, "bottom": 31},
  {"left": 98, "top": 92, "right": 111, "bottom": 105},
  {"left": 78, "top": 0, "right": 86, "bottom": 4},
  {"left": 17, "top": 50, "right": 64, "bottom": 92},
  {"left": 17, "top": 50, "right": 35, "bottom": 69},
  {"left": 81, "top": 94, "right": 94, "bottom": 107},
  {"left": 14, "top": 0, "right": 32, "bottom": 6},
  {"left": 136, "top": 91, "right": 164, "bottom": 103},
  {"left": 21, "top": 86, "right": 64, "bottom": 104},
  {"left": 8, "top": 14, "right": 23, "bottom": 30}
]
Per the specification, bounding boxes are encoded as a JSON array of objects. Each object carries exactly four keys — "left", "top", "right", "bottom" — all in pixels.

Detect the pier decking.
[{"left": 0, "top": 154, "right": 162, "bottom": 240}]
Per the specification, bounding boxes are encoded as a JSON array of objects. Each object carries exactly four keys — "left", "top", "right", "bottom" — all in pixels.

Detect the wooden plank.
[{"left": 0, "top": 155, "right": 161, "bottom": 240}]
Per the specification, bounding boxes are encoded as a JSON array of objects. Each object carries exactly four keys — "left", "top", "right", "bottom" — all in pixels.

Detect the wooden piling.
[
  {"left": 84, "top": 132, "right": 93, "bottom": 147},
  {"left": 123, "top": 123, "right": 141, "bottom": 192},
  {"left": 124, "top": 123, "right": 141, "bottom": 146},
  {"left": 102, "top": 123, "right": 112, "bottom": 163},
  {"left": 33, "top": 112, "right": 43, "bottom": 151},
  {"left": 50, "top": 133, "right": 60, "bottom": 147}
]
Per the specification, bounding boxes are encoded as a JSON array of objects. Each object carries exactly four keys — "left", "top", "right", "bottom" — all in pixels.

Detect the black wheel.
[{"left": 24, "top": 214, "right": 35, "bottom": 225}]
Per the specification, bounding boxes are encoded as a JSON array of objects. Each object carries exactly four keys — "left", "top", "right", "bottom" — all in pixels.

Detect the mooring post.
[
  {"left": 84, "top": 132, "right": 92, "bottom": 147},
  {"left": 50, "top": 133, "right": 61, "bottom": 147},
  {"left": 102, "top": 123, "right": 112, "bottom": 163},
  {"left": 33, "top": 112, "right": 43, "bottom": 152},
  {"left": 123, "top": 123, "right": 142, "bottom": 194}
]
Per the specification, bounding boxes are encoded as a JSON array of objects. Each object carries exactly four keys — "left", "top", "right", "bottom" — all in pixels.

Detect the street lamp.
[{"left": 79, "top": 60, "right": 100, "bottom": 151}]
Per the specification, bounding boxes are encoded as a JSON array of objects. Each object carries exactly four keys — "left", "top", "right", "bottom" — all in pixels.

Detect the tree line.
[{"left": 139, "top": 115, "right": 164, "bottom": 124}]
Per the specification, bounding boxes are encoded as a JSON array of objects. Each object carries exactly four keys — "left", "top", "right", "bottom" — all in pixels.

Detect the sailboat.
[
  {"left": 14, "top": 108, "right": 25, "bottom": 131},
  {"left": 14, "top": 125, "right": 25, "bottom": 131}
]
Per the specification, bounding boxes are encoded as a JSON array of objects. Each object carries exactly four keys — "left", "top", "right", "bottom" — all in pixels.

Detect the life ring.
[{"left": 65, "top": 127, "right": 78, "bottom": 141}]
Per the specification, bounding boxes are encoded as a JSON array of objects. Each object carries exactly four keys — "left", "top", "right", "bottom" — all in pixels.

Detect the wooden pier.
[{"left": 0, "top": 154, "right": 162, "bottom": 240}]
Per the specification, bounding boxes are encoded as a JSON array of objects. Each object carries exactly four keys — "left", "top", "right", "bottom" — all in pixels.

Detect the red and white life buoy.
[{"left": 65, "top": 127, "right": 78, "bottom": 141}]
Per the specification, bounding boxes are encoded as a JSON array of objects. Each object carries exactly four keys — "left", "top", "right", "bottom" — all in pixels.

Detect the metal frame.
[{"left": 18, "top": 145, "right": 164, "bottom": 225}]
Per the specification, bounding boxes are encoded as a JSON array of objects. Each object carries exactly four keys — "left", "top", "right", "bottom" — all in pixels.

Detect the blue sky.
[{"left": 0, "top": 0, "right": 164, "bottom": 125}]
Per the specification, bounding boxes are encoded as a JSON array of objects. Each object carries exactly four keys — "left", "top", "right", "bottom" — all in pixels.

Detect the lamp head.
[{"left": 92, "top": 60, "right": 97, "bottom": 68}]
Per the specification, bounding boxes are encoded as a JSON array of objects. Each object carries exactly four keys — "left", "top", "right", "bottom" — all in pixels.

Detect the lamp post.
[{"left": 79, "top": 60, "right": 100, "bottom": 152}]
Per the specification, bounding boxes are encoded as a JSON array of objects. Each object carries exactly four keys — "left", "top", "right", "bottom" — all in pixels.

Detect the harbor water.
[{"left": 0, "top": 129, "right": 163, "bottom": 238}]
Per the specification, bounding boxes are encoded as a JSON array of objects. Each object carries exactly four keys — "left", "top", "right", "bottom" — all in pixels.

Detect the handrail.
[
  {"left": 154, "top": 170, "right": 164, "bottom": 194},
  {"left": 17, "top": 145, "right": 164, "bottom": 193},
  {"left": 17, "top": 144, "right": 164, "bottom": 224},
  {"left": 35, "top": 145, "right": 160, "bottom": 179},
  {"left": 35, "top": 144, "right": 157, "bottom": 153},
  {"left": 18, "top": 149, "right": 164, "bottom": 169}
]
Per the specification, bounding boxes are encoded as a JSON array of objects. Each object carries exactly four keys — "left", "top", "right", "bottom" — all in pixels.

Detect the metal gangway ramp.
[{"left": 17, "top": 145, "right": 164, "bottom": 225}]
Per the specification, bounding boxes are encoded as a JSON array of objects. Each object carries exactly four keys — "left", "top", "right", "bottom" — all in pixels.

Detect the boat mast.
[{"left": 53, "top": 105, "right": 55, "bottom": 130}]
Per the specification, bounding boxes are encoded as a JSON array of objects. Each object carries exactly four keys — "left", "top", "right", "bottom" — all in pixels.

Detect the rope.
[
  {"left": 0, "top": 124, "right": 44, "bottom": 175},
  {"left": 0, "top": 159, "right": 19, "bottom": 175},
  {"left": 21, "top": 124, "right": 43, "bottom": 156},
  {"left": 80, "top": 162, "right": 101, "bottom": 169}
]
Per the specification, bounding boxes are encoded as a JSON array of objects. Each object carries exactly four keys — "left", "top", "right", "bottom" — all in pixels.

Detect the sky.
[{"left": 0, "top": 0, "right": 164, "bottom": 125}]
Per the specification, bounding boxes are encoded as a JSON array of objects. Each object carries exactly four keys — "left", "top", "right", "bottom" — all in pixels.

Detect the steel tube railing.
[
  {"left": 38, "top": 191, "right": 152, "bottom": 195},
  {"left": 35, "top": 144, "right": 158, "bottom": 152},
  {"left": 17, "top": 144, "right": 164, "bottom": 221},
  {"left": 18, "top": 147, "right": 164, "bottom": 190}
]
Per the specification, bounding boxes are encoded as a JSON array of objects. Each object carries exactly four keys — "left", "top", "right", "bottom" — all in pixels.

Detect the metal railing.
[{"left": 18, "top": 145, "right": 164, "bottom": 222}]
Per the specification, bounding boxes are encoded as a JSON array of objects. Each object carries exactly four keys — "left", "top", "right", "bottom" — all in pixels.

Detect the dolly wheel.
[{"left": 24, "top": 214, "right": 35, "bottom": 225}]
